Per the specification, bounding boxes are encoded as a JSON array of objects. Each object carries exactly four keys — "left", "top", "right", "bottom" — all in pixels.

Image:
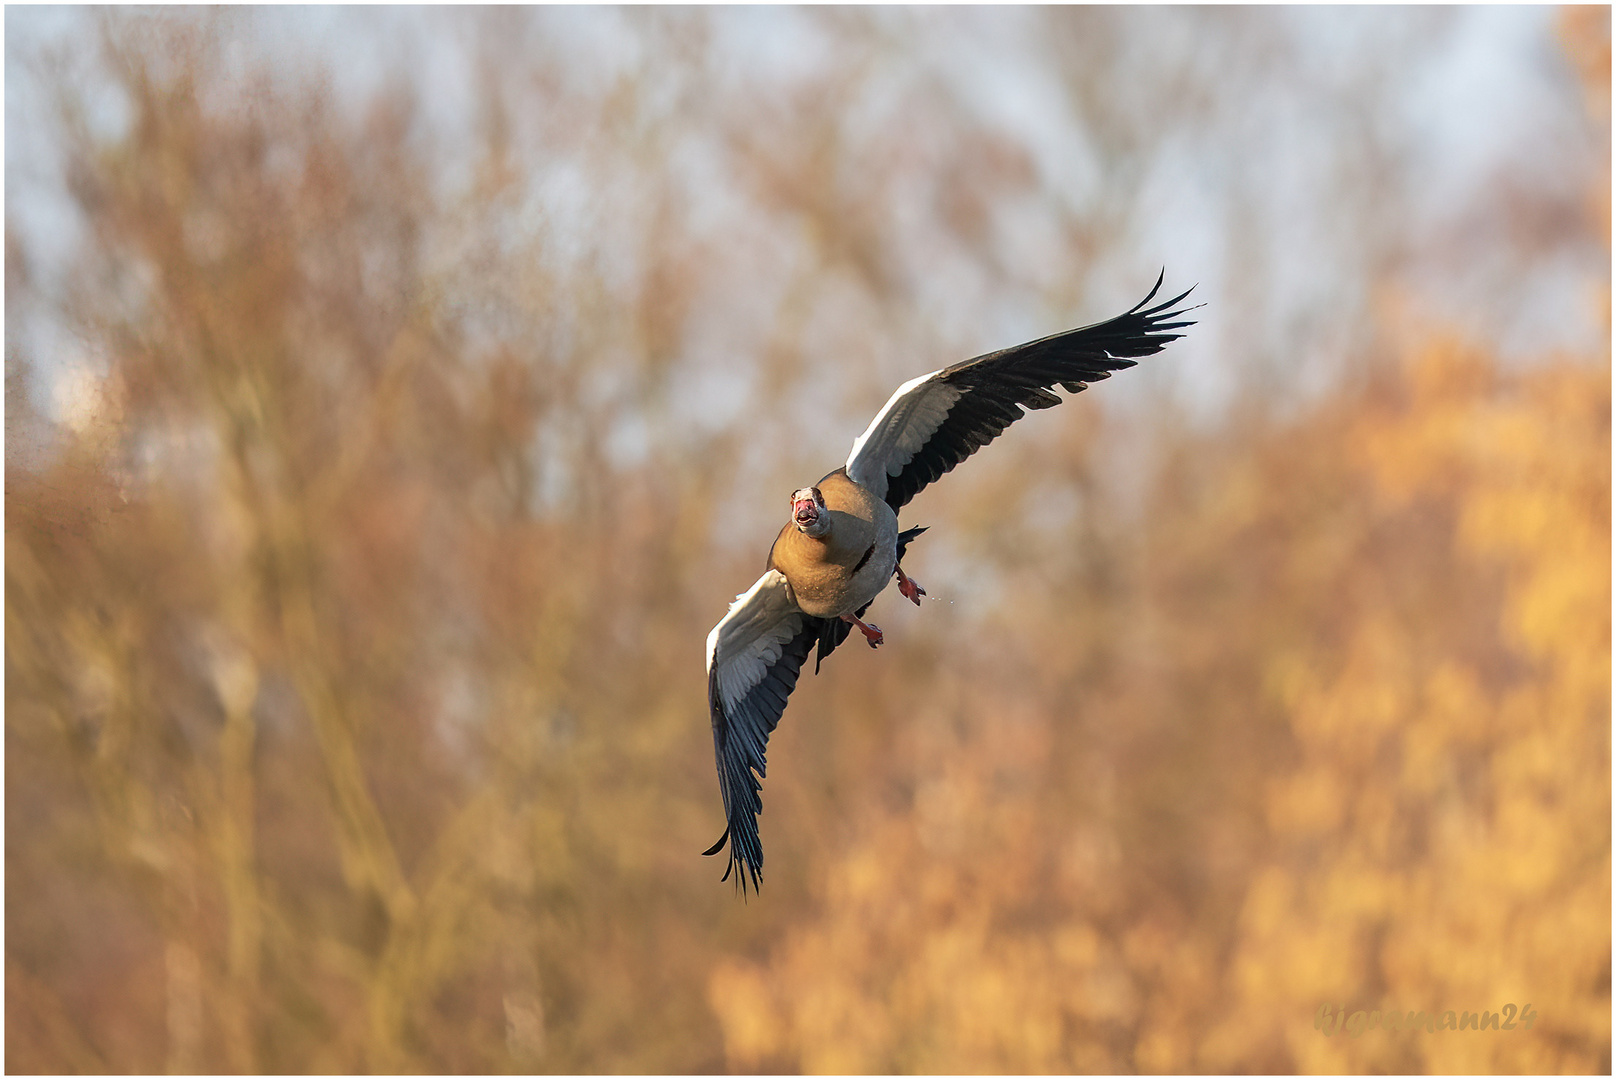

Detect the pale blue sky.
[{"left": 6, "top": 6, "right": 1606, "bottom": 438}]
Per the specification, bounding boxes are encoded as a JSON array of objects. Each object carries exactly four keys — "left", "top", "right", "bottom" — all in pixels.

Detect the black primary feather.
[{"left": 880, "top": 273, "right": 1197, "bottom": 511}]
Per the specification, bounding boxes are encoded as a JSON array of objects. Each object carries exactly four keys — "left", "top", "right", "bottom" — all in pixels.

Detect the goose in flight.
[{"left": 704, "top": 273, "right": 1196, "bottom": 891}]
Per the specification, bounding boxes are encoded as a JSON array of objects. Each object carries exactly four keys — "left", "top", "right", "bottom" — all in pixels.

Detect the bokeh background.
[{"left": 5, "top": 6, "right": 1609, "bottom": 1074}]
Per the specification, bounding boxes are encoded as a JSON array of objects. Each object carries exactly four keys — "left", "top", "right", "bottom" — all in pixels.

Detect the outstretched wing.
[
  {"left": 704, "top": 569, "right": 822, "bottom": 892},
  {"left": 845, "top": 272, "right": 1197, "bottom": 510}
]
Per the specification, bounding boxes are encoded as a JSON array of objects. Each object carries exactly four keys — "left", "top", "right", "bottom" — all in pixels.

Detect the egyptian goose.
[{"left": 704, "top": 273, "right": 1196, "bottom": 891}]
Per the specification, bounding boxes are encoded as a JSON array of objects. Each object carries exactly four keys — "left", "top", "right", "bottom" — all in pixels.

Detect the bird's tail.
[{"left": 896, "top": 524, "right": 927, "bottom": 564}]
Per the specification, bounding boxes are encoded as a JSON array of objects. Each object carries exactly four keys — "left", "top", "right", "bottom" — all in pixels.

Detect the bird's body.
[
  {"left": 768, "top": 469, "right": 899, "bottom": 619},
  {"left": 704, "top": 273, "right": 1197, "bottom": 891}
]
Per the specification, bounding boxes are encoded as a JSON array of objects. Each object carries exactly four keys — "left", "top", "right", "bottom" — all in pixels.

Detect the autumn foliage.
[{"left": 6, "top": 8, "right": 1609, "bottom": 1074}]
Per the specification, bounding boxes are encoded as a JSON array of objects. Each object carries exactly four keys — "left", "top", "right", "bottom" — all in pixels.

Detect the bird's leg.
[
  {"left": 840, "top": 613, "right": 884, "bottom": 648},
  {"left": 895, "top": 565, "right": 926, "bottom": 606}
]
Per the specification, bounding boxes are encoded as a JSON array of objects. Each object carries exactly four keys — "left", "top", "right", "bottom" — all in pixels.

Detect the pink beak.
[{"left": 793, "top": 498, "right": 818, "bottom": 524}]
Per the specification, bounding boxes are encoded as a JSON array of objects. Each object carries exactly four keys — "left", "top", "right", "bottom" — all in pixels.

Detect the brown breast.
[{"left": 768, "top": 469, "right": 885, "bottom": 617}]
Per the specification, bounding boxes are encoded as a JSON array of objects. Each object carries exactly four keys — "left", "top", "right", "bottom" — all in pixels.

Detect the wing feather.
[
  {"left": 846, "top": 272, "right": 1197, "bottom": 509},
  {"left": 704, "top": 570, "right": 822, "bottom": 892}
]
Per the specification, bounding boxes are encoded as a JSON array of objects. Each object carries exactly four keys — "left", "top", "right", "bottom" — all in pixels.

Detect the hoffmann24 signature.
[{"left": 1315, "top": 1003, "right": 1537, "bottom": 1037}]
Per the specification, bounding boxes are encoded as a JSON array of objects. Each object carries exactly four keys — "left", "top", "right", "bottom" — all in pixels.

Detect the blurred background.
[{"left": 5, "top": 6, "right": 1608, "bottom": 1073}]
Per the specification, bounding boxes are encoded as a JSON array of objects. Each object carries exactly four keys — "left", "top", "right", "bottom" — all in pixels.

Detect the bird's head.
[{"left": 790, "top": 486, "right": 829, "bottom": 537}]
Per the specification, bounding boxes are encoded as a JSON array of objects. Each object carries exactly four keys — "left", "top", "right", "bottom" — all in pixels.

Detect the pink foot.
[
  {"left": 896, "top": 566, "right": 926, "bottom": 606},
  {"left": 841, "top": 613, "right": 884, "bottom": 648}
]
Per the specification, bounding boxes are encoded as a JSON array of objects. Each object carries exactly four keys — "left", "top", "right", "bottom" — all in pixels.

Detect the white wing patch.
[
  {"left": 706, "top": 570, "right": 804, "bottom": 708},
  {"left": 844, "top": 370, "right": 961, "bottom": 501}
]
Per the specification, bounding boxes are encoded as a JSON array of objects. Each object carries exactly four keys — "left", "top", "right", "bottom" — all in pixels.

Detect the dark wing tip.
[
  {"left": 702, "top": 826, "right": 730, "bottom": 858},
  {"left": 1138, "top": 281, "right": 1200, "bottom": 322},
  {"left": 705, "top": 816, "right": 763, "bottom": 892},
  {"left": 1126, "top": 268, "right": 1197, "bottom": 316},
  {"left": 1129, "top": 267, "right": 1167, "bottom": 311}
]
